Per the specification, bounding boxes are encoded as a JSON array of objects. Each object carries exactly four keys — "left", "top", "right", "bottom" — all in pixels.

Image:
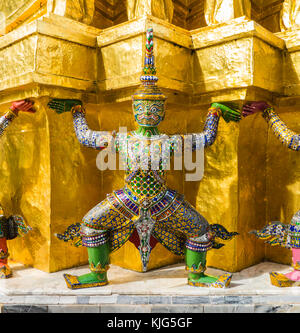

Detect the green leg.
[
  {"left": 64, "top": 242, "right": 110, "bottom": 289},
  {"left": 185, "top": 247, "right": 233, "bottom": 288},
  {"left": 78, "top": 244, "right": 110, "bottom": 284},
  {"left": 185, "top": 248, "right": 218, "bottom": 286}
]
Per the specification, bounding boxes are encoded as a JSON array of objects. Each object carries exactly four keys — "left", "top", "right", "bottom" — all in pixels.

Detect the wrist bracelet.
[
  {"left": 71, "top": 105, "right": 85, "bottom": 115},
  {"left": 5, "top": 109, "right": 18, "bottom": 121},
  {"left": 262, "top": 107, "right": 274, "bottom": 119},
  {"left": 208, "top": 107, "right": 221, "bottom": 117}
]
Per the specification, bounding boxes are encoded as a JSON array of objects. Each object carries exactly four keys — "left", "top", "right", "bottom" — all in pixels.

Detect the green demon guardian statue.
[
  {"left": 244, "top": 101, "right": 300, "bottom": 287},
  {"left": 48, "top": 29, "right": 240, "bottom": 289}
]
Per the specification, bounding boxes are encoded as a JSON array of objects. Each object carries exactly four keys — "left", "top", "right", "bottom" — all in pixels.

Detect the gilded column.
[
  {"left": 204, "top": 0, "right": 251, "bottom": 25},
  {"left": 126, "top": 0, "right": 174, "bottom": 22}
]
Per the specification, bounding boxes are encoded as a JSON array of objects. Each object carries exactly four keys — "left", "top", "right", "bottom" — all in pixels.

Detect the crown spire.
[
  {"left": 140, "top": 28, "right": 158, "bottom": 85},
  {"left": 132, "top": 28, "right": 166, "bottom": 101}
]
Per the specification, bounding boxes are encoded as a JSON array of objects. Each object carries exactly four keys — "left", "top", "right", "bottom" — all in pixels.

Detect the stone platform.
[{"left": 0, "top": 261, "right": 300, "bottom": 313}]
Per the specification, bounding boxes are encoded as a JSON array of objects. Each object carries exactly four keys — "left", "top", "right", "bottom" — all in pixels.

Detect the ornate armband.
[
  {"left": 71, "top": 105, "right": 86, "bottom": 115},
  {"left": 6, "top": 108, "right": 18, "bottom": 121}
]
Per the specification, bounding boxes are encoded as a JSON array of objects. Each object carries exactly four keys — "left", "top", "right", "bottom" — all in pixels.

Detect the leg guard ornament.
[
  {"left": 55, "top": 222, "right": 82, "bottom": 247},
  {"left": 63, "top": 227, "right": 110, "bottom": 289},
  {"left": 251, "top": 211, "right": 300, "bottom": 287},
  {"left": 185, "top": 225, "right": 238, "bottom": 288},
  {"left": 185, "top": 240, "right": 232, "bottom": 288}
]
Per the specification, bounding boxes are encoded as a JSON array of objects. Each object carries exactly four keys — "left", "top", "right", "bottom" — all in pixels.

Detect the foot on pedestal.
[
  {"left": 284, "top": 270, "right": 300, "bottom": 281},
  {"left": 64, "top": 272, "right": 108, "bottom": 290},
  {"left": 270, "top": 271, "right": 300, "bottom": 287},
  {"left": 188, "top": 272, "right": 232, "bottom": 288},
  {"left": 0, "top": 264, "right": 12, "bottom": 279}
]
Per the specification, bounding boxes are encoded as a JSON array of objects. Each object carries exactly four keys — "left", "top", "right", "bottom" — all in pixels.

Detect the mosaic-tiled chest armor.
[{"left": 50, "top": 28, "right": 240, "bottom": 290}]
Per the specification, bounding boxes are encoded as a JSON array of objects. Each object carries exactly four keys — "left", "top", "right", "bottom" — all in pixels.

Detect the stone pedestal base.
[{"left": 0, "top": 261, "right": 300, "bottom": 313}]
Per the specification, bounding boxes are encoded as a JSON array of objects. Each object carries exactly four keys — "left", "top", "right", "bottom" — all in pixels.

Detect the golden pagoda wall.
[
  {"left": 0, "top": 100, "right": 51, "bottom": 272},
  {"left": 0, "top": 13, "right": 101, "bottom": 272}
]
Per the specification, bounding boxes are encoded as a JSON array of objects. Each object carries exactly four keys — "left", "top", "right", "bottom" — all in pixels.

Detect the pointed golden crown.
[{"left": 132, "top": 28, "right": 166, "bottom": 101}]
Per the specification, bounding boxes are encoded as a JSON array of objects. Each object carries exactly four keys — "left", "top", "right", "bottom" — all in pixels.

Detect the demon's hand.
[
  {"left": 48, "top": 99, "right": 82, "bottom": 114},
  {"left": 242, "top": 101, "right": 271, "bottom": 118},
  {"left": 10, "top": 100, "right": 35, "bottom": 114},
  {"left": 211, "top": 102, "right": 241, "bottom": 123}
]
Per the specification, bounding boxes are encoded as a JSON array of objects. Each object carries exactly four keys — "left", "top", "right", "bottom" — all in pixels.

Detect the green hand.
[
  {"left": 211, "top": 102, "right": 241, "bottom": 123},
  {"left": 47, "top": 98, "right": 82, "bottom": 114}
]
